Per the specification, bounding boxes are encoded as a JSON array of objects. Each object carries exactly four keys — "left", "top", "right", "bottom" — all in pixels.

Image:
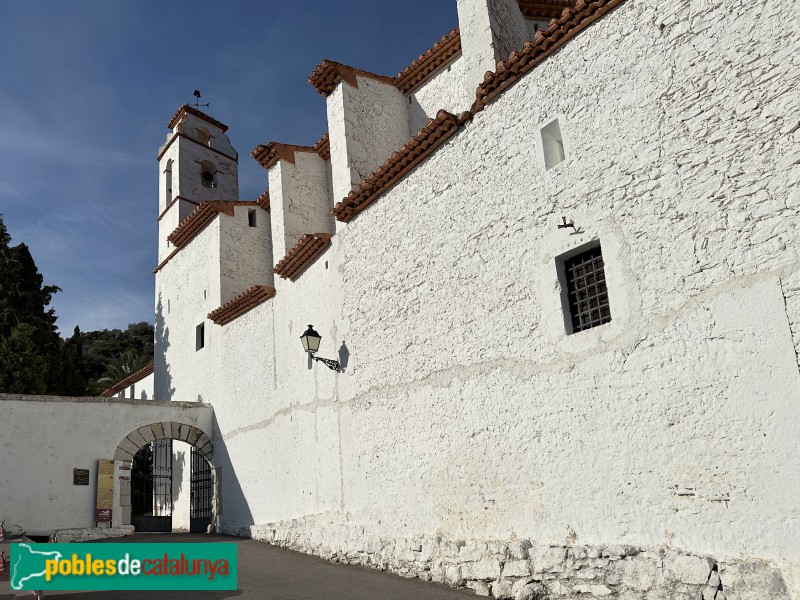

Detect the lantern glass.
[{"left": 300, "top": 325, "right": 322, "bottom": 354}]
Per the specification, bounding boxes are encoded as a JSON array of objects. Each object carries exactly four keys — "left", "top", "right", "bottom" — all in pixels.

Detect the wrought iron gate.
[
  {"left": 190, "top": 446, "right": 213, "bottom": 533},
  {"left": 131, "top": 439, "right": 173, "bottom": 532}
]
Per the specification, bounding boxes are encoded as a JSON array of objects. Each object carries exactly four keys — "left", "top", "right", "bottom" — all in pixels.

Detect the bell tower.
[{"left": 156, "top": 105, "right": 239, "bottom": 262}]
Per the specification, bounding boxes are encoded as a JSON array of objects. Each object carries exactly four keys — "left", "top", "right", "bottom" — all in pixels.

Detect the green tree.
[
  {"left": 0, "top": 215, "right": 153, "bottom": 396},
  {"left": 0, "top": 214, "right": 63, "bottom": 394},
  {"left": 84, "top": 323, "right": 154, "bottom": 394},
  {"left": 0, "top": 323, "right": 50, "bottom": 393},
  {"left": 96, "top": 349, "right": 150, "bottom": 388},
  {"left": 57, "top": 326, "right": 88, "bottom": 396}
]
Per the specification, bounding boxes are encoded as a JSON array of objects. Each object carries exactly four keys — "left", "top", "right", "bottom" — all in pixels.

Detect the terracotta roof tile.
[
  {"left": 154, "top": 200, "right": 261, "bottom": 275},
  {"left": 167, "top": 105, "right": 228, "bottom": 133},
  {"left": 297, "top": 0, "right": 620, "bottom": 227},
  {"left": 166, "top": 200, "right": 256, "bottom": 248},
  {"left": 208, "top": 285, "right": 276, "bottom": 325},
  {"left": 313, "top": 133, "right": 330, "bottom": 160},
  {"left": 100, "top": 362, "right": 154, "bottom": 398},
  {"left": 331, "top": 110, "right": 469, "bottom": 223},
  {"left": 328, "top": 0, "right": 621, "bottom": 223},
  {"left": 517, "top": 0, "right": 576, "bottom": 19},
  {"left": 167, "top": 201, "right": 233, "bottom": 248},
  {"left": 257, "top": 189, "right": 270, "bottom": 212},
  {"left": 474, "top": 0, "right": 625, "bottom": 110},
  {"left": 310, "top": 34, "right": 463, "bottom": 99},
  {"left": 251, "top": 141, "right": 327, "bottom": 170},
  {"left": 395, "top": 29, "right": 462, "bottom": 94},
  {"left": 273, "top": 233, "right": 333, "bottom": 281},
  {"left": 307, "top": 8, "right": 575, "bottom": 102},
  {"left": 308, "top": 60, "right": 395, "bottom": 97}
]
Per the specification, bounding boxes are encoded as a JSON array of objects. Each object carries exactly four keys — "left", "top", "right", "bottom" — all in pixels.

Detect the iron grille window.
[{"left": 564, "top": 245, "right": 611, "bottom": 333}]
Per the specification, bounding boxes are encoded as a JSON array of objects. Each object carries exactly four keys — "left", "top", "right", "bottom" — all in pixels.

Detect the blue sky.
[{"left": 0, "top": 1, "right": 457, "bottom": 335}]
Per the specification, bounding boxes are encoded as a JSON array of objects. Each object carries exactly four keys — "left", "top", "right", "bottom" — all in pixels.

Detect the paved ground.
[{"left": 1, "top": 533, "right": 475, "bottom": 599}]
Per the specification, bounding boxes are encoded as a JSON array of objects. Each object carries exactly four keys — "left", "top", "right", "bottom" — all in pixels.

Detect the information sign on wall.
[
  {"left": 95, "top": 459, "right": 115, "bottom": 522},
  {"left": 73, "top": 469, "right": 90, "bottom": 486}
]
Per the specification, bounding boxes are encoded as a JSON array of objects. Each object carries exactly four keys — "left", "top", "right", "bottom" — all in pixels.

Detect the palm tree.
[{"left": 96, "top": 350, "right": 150, "bottom": 388}]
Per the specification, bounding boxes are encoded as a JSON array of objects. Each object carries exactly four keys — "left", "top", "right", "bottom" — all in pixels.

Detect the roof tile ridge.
[
  {"left": 517, "top": 0, "right": 576, "bottom": 19},
  {"left": 167, "top": 104, "right": 229, "bottom": 133},
  {"left": 331, "top": 109, "right": 470, "bottom": 223},
  {"left": 208, "top": 284, "right": 277, "bottom": 325},
  {"left": 308, "top": 59, "right": 395, "bottom": 97},
  {"left": 472, "top": 0, "right": 626, "bottom": 112},
  {"left": 313, "top": 133, "right": 331, "bottom": 160},
  {"left": 274, "top": 233, "right": 333, "bottom": 280},
  {"left": 395, "top": 28, "right": 462, "bottom": 94},
  {"left": 251, "top": 139, "right": 329, "bottom": 170},
  {"left": 167, "top": 200, "right": 256, "bottom": 245},
  {"left": 167, "top": 202, "right": 217, "bottom": 243},
  {"left": 100, "top": 361, "right": 155, "bottom": 397},
  {"left": 257, "top": 189, "right": 270, "bottom": 212}
]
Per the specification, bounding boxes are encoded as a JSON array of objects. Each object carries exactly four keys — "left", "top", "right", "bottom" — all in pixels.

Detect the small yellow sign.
[{"left": 96, "top": 459, "right": 115, "bottom": 522}]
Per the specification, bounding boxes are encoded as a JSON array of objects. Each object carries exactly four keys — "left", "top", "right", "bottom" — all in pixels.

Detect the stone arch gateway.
[{"left": 113, "top": 422, "right": 214, "bottom": 529}]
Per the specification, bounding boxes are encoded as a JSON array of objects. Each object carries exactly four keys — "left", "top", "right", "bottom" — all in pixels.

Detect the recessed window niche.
[{"left": 540, "top": 118, "right": 566, "bottom": 170}]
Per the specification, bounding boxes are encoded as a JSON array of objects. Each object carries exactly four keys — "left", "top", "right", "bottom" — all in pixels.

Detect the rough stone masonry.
[{"left": 248, "top": 523, "right": 791, "bottom": 600}]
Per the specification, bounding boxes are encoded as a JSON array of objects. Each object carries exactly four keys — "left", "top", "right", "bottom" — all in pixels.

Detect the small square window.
[
  {"left": 541, "top": 118, "right": 566, "bottom": 170},
  {"left": 561, "top": 245, "right": 611, "bottom": 333},
  {"left": 248, "top": 209, "right": 257, "bottom": 227},
  {"left": 196, "top": 323, "right": 205, "bottom": 351}
]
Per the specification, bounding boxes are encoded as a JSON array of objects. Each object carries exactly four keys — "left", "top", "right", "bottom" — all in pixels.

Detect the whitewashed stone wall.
[
  {"left": 269, "top": 153, "right": 332, "bottom": 261},
  {"left": 409, "top": 55, "right": 475, "bottom": 133},
  {"left": 155, "top": 203, "right": 270, "bottom": 400},
  {"left": 155, "top": 217, "right": 221, "bottom": 404},
  {"left": 326, "top": 75, "right": 410, "bottom": 202},
  {"left": 156, "top": 114, "right": 238, "bottom": 262},
  {"left": 219, "top": 205, "right": 272, "bottom": 303},
  {"left": 456, "top": 0, "right": 528, "bottom": 97},
  {"left": 156, "top": 0, "right": 800, "bottom": 596},
  {"left": 0, "top": 394, "right": 212, "bottom": 532}
]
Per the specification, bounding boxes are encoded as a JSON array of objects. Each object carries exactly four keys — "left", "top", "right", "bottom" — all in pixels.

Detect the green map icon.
[
  {"left": 10, "top": 542, "right": 237, "bottom": 590},
  {"left": 10, "top": 544, "right": 63, "bottom": 590}
]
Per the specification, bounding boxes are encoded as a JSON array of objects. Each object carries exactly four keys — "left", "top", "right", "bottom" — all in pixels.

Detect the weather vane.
[{"left": 192, "top": 90, "right": 210, "bottom": 108}]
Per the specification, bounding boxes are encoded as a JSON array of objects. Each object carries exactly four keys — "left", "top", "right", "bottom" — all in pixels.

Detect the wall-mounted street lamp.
[{"left": 300, "top": 325, "right": 341, "bottom": 372}]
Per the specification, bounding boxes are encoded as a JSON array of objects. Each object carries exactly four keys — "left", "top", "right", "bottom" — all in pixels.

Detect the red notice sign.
[{"left": 95, "top": 509, "right": 112, "bottom": 522}]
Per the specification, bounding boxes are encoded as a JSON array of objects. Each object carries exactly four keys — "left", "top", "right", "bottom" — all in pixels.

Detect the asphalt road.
[{"left": 1, "top": 533, "right": 475, "bottom": 600}]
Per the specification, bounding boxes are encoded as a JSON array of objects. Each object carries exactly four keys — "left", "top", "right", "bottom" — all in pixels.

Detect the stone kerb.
[{"left": 113, "top": 422, "right": 212, "bottom": 463}]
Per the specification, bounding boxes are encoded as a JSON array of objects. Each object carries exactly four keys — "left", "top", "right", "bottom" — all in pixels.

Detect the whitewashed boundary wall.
[{"left": 0, "top": 394, "right": 213, "bottom": 532}]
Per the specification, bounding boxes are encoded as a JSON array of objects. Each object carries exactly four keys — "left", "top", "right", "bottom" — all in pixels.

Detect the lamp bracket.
[
  {"left": 557, "top": 216, "right": 576, "bottom": 231},
  {"left": 311, "top": 355, "right": 341, "bottom": 372}
]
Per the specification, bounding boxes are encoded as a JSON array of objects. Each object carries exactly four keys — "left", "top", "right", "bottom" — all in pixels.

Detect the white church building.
[{"left": 106, "top": 0, "right": 800, "bottom": 596}]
